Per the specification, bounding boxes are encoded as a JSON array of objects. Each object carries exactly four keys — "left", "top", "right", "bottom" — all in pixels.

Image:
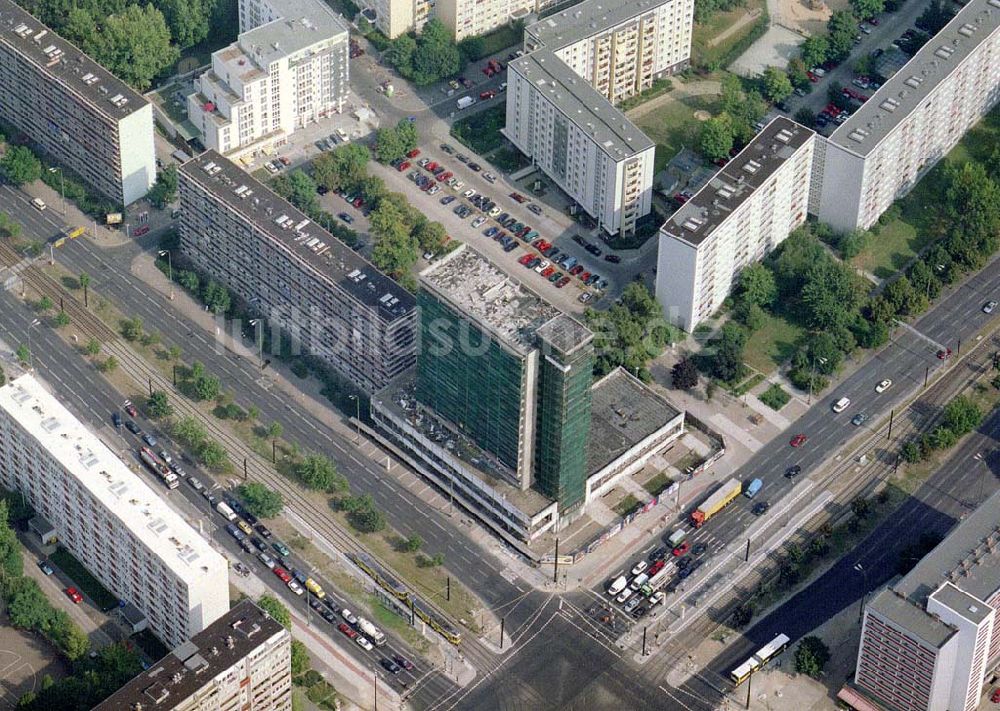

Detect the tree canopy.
[
  {"left": 296, "top": 454, "right": 347, "bottom": 492},
  {"left": 0, "top": 146, "right": 42, "bottom": 186},
  {"left": 761, "top": 67, "right": 793, "bottom": 103},
  {"left": 238, "top": 482, "right": 284, "bottom": 518},
  {"left": 385, "top": 20, "right": 462, "bottom": 85}
]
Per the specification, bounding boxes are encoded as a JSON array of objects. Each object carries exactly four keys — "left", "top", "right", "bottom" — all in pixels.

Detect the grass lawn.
[
  {"left": 613, "top": 494, "right": 642, "bottom": 517},
  {"left": 758, "top": 383, "right": 791, "bottom": 410},
  {"left": 643, "top": 471, "right": 673, "bottom": 496},
  {"left": 691, "top": 0, "right": 766, "bottom": 69},
  {"left": 451, "top": 105, "right": 507, "bottom": 154},
  {"left": 465, "top": 24, "right": 523, "bottom": 60},
  {"left": 743, "top": 311, "right": 805, "bottom": 375},
  {"left": 50, "top": 548, "right": 118, "bottom": 611},
  {"left": 851, "top": 219, "right": 931, "bottom": 279},
  {"left": 632, "top": 94, "right": 722, "bottom": 173}
]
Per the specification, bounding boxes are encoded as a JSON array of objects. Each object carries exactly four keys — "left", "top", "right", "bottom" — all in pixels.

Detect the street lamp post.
[
  {"left": 48, "top": 167, "right": 65, "bottom": 215},
  {"left": 157, "top": 250, "right": 174, "bottom": 300},
  {"left": 854, "top": 562, "right": 869, "bottom": 624},
  {"left": 248, "top": 319, "right": 264, "bottom": 370},
  {"left": 348, "top": 394, "right": 361, "bottom": 444},
  {"left": 26, "top": 318, "right": 41, "bottom": 370},
  {"left": 807, "top": 355, "right": 828, "bottom": 405}
]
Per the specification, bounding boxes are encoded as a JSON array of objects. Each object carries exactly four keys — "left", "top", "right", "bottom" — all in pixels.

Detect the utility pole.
[
  {"left": 744, "top": 538, "right": 751, "bottom": 563},
  {"left": 446, "top": 576, "right": 450, "bottom": 602},
  {"left": 243, "top": 458, "right": 248, "bottom": 480},
  {"left": 148, "top": 376, "right": 153, "bottom": 397},
  {"left": 887, "top": 409, "right": 894, "bottom": 440},
  {"left": 553, "top": 538, "right": 560, "bottom": 583},
  {"left": 642, "top": 626, "right": 647, "bottom": 656},
  {"left": 745, "top": 667, "right": 753, "bottom": 709},
  {"left": 924, "top": 366, "right": 930, "bottom": 387}
]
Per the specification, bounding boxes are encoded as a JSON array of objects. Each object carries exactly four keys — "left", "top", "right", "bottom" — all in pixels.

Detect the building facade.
[
  {"left": 813, "top": 0, "right": 1000, "bottom": 232},
  {"left": 503, "top": 0, "right": 692, "bottom": 237},
  {"left": 96, "top": 600, "right": 292, "bottom": 711},
  {"left": 189, "top": 0, "right": 349, "bottom": 157},
  {"left": 847, "top": 486, "right": 1000, "bottom": 711},
  {"left": 0, "top": 374, "right": 229, "bottom": 649},
  {"left": 0, "top": 0, "right": 155, "bottom": 206},
  {"left": 655, "top": 118, "right": 814, "bottom": 331},
  {"left": 178, "top": 151, "right": 417, "bottom": 394}
]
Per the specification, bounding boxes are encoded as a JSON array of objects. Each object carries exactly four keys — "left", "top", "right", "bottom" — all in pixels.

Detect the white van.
[
  {"left": 607, "top": 575, "right": 628, "bottom": 596},
  {"left": 630, "top": 573, "right": 650, "bottom": 591},
  {"left": 215, "top": 501, "right": 238, "bottom": 521},
  {"left": 832, "top": 397, "right": 851, "bottom": 413},
  {"left": 30, "top": 198, "right": 46, "bottom": 211}
]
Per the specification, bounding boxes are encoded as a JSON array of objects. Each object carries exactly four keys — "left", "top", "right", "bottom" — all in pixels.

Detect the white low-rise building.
[
  {"left": 813, "top": 0, "right": 1000, "bottom": 232},
  {"left": 189, "top": 0, "right": 349, "bottom": 157},
  {"left": 503, "top": 0, "right": 693, "bottom": 237},
  {"left": 656, "top": 117, "right": 814, "bottom": 331},
  {"left": 0, "top": 374, "right": 229, "bottom": 649}
]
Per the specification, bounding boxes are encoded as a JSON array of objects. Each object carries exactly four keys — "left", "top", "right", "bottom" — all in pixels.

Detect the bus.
[{"left": 730, "top": 633, "right": 791, "bottom": 685}]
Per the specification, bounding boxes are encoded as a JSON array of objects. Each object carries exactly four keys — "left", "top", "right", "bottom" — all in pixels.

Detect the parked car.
[{"left": 65, "top": 587, "right": 83, "bottom": 604}]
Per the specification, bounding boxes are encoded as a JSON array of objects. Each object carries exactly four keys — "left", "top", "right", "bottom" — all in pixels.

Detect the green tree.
[
  {"left": 698, "top": 117, "right": 733, "bottom": 161},
  {"left": 357, "top": 174, "right": 386, "bottom": 207},
  {"left": 799, "top": 35, "right": 829, "bottom": 69},
  {"left": 147, "top": 164, "right": 178, "bottom": 208},
  {"left": 146, "top": 390, "right": 173, "bottom": 418},
  {"left": 52, "top": 311, "right": 70, "bottom": 327},
  {"left": 179, "top": 270, "right": 200, "bottom": 292},
  {"left": 98, "top": 355, "right": 118, "bottom": 373},
  {"left": 787, "top": 57, "right": 811, "bottom": 89},
  {"left": 883, "top": 275, "right": 927, "bottom": 316},
  {"left": 375, "top": 125, "right": 407, "bottom": 164},
  {"left": 670, "top": 357, "right": 699, "bottom": 390},
  {"left": 900, "top": 440, "right": 924, "bottom": 463},
  {"left": 15, "top": 344, "right": 30, "bottom": 365},
  {"left": 942, "top": 395, "right": 983, "bottom": 436},
  {"left": 238, "top": 482, "right": 284, "bottom": 518},
  {"left": 849, "top": 0, "right": 883, "bottom": 19},
  {"left": 395, "top": 119, "right": 418, "bottom": 155},
  {"left": 0, "top": 211, "right": 22, "bottom": 239},
  {"left": 201, "top": 280, "right": 231, "bottom": 314},
  {"left": 192, "top": 372, "right": 221, "bottom": 401},
  {"left": 120, "top": 316, "right": 143, "bottom": 341},
  {"left": 944, "top": 162, "right": 1000, "bottom": 254},
  {"left": 339, "top": 494, "right": 386, "bottom": 533},
  {"left": 412, "top": 220, "right": 448, "bottom": 255},
  {"left": 272, "top": 170, "right": 319, "bottom": 214},
  {"left": 173, "top": 416, "right": 207, "bottom": 449},
  {"left": 198, "top": 439, "right": 228, "bottom": 469},
  {"left": 761, "top": 66, "right": 793, "bottom": 103},
  {"left": 736, "top": 263, "right": 777, "bottom": 307},
  {"left": 36, "top": 295, "right": 53, "bottom": 313},
  {"left": 296, "top": 454, "right": 347, "bottom": 492},
  {"left": 312, "top": 144, "right": 370, "bottom": 192},
  {"left": 157, "top": 0, "right": 214, "bottom": 48},
  {"left": 827, "top": 10, "right": 859, "bottom": 61},
  {"left": 83, "top": 338, "right": 101, "bottom": 357},
  {"left": 6, "top": 578, "right": 50, "bottom": 630},
  {"left": 707, "top": 322, "right": 747, "bottom": 383},
  {"left": 385, "top": 34, "right": 417, "bottom": 75},
  {"left": 65, "top": 5, "right": 179, "bottom": 91},
  {"left": 290, "top": 639, "right": 310, "bottom": 676},
  {"left": 0, "top": 146, "right": 42, "bottom": 186},
  {"left": 371, "top": 202, "right": 418, "bottom": 280},
  {"left": 408, "top": 19, "right": 462, "bottom": 85},
  {"left": 801, "top": 260, "right": 864, "bottom": 330},
  {"left": 257, "top": 595, "right": 291, "bottom": 630},
  {"left": 403, "top": 534, "right": 423, "bottom": 552},
  {"left": 794, "top": 636, "right": 831, "bottom": 678},
  {"left": 268, "top": 421, "right": 284, "bottom": 440},
  {"left": 78, "top": 272, "right": 91, "bottom": 308}
]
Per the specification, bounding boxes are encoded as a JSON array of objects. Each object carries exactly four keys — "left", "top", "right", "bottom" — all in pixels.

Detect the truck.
[
  {"left": 215, "top": 501, "right": 238, "bottom": 522},
  {"left": 667, "top": 529, "right": 687, "bottom": 548},
  {"left": 356, "top": 617, "right": 387, "bottom": 646},
  {"left": 744, "top": 478, "right": 763, "bottom": 499},
  {"left": 139, "top": 447, "right": 179, "bottom": 489},
  {"left": 645, "top": 568, "right": 671, "bottom": 595},
  {"left": 691, "top": 478, "right": 742, "bottom": 527},
  {"left": 456, "top": 96, "right": 476, "bottom": 110}
]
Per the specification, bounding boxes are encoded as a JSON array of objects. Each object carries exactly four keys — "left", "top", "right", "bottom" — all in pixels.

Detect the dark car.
[
  {"left": 380, "top": 658, "right": 402, "bottom": 674},
  {"left": 124, "top": 420, "right": 141, "bottom": 435},
  {"left": 338, "top": 212, "right": 353, "bottom": 223},
  {"left": 648, "top": 546, "right": 667, "bottom": 562},
  {"left": 692, "top": 543, "right": 706, "bottom": 556},
  {"left": 242, "top": 511, "right": 258, "bottom": 526},
  {"left": 250, "top": 536, "right": 267, "bottom": 552},
  {"left": 393, "top": 654, "right": 415, "bottom": 671},
  {"left": 467, "top": 163, "right": 481, "bottom": 172},
  {"left": 752, "top": 501, "right": 770, "bottom": 516},
  {"left": 679, "top": 562, "right": 700, "bottom": 579},
  {"left": 785, "top": 464, "right": 801, "bottom": 479},
  {"left": 605, "top": 254, "right": 621, "bottom": 263},
  {"left": 255, "top": 523, "right": 273, "bottom": 538},
  {"left": 112, "top": 412, "right": 122, "bottom": 429}
]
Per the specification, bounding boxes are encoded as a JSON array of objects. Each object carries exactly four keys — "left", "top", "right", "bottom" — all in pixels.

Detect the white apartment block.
[
  {"left": 95, "top": 600, "right": 292, "bottom": 711},
  {"left": 846, "top": 486, "right": 1000, "bottom": 711},
  {"left": 0, "top": 0, "right": 155, "bottom": 206},
  {"left": 503, "top": 0, "right": 692, "bottom": 237},
  {"left": 355, "top": 0, "right": 434, "bottom": 38},
  {"left": 814, "top": 0, "right": 1000, "bottom": 233},
  {"left": 188, "top": 0, "right": 349, "bottom": 157},
  {"left": 655, "top": 118, "right": 814, "bottom": 331},
  {"left": 0, "top": 374, "right": 229, "bottom": 649}
]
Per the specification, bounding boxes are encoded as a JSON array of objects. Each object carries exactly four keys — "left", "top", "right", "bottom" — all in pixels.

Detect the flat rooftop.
[
  {"left": 894, "top": 485, "right": 1000, "bottom": 606},
  {"left": 420, "top": 245, "right": 591, "bottom": 356},
  {"left": 526, "top": 0, "right": 674, "bottom": 47},
  {"left": 830, "top": 0, "right": 1000, "bottom": 156},
  {"left": 930, "top": 582, "right": 991, "bottom": 624},
  {"left": 586, "top": 367, "right": 682, "bottom": 475},
  {"left": 181, "top": 150, "right": 414, "bottom": 322},
  {"left": 867, "top": 589, "right": 956, "bottom": 650},
  {"left": 94, "top": 600, "right": 287, "bottom": 711},
  {"left": 376, "top": 372, "right": 555, "bottom": 516},
  {"left": 660, "top": 117, "right": 813, "bottom": 247},
  {"left": 0, "top": 374, "right": 226, "bottom": 583},
  {"left": 509, "top": 54, "right": 655, "bottom": 161},
  {"left": 240, "top": 0, "right": 349, "bottom": 66},
  {"left": 0, "top": 0, "right": 148, "bottom": 122}
]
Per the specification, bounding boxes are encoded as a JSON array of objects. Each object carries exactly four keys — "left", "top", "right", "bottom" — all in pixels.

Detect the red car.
[
  {"left": 480, "top": 90, "right": 496, "bottom": 100},
  {"left": 133, "top": 225, "right": 150, "bottom": 237},
  {"left": 338, "top": 622, "right": 357, "bottom": 639},
  {"left": 580, "top": 272, "right": 591, "bottom": 282},
  {"left": 406, "top": 148, "right": 421, "bottom": 159},
  {"left": 425, "top": 161, "right": 438, "bottom": 172},
  {"left": 790, "top": 434, "right": 808, "bottom": 448},
  {"left": 65, "top": 587, "right": 83, "bottom": 604},
  {"left": 437, "top": 171, "right": 453, "bottom": 182},
  {"left": 648, "top": 559, "right": 666, "bottom": 575},
  {"left": 396, "top": 161, "right": 411, "bottom": 172},
  {"left": 509, "top": 192, "right": 528, "bottom": 203},
  {"left": 556, "top": 276, "right": 570, "bottom": 288},
  {"left": 713, "top": 157, "right": 729, "bottom": 167},
  {"left": 353, "top": 198, "right": 363, "bottom": 208},
  {"left": 672, "top": 542, "right": 690, "bottom": 557},
  {"left": 123, "top": 400, "right": 138, "bottom": 417},
  {"left": 273, "top": 567, "right": 291, "bottom": 583},
  {"left": 937, "top": 348, "right": 952, "bottom": 359},
  {"left": 518, "top": 254, "right": 534, "bottom": 265},
  {"left": 991, "top": 688, "right": 1000, "bottom": 703},
  {"left": 540, "top": 266, "right": 555, "bottom": 278},
  {"left": 569, "top": 265, "right": 584, "bottom": 276}
]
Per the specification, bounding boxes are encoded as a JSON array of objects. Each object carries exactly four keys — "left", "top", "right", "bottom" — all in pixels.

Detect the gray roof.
[
  {"left": 894, "top": 486, "right": 1000, "bottom": 606},
  {"left": 525, "top": 0, "right": 673, "bottom": 47},
  {"left": 239, "top": 0, "right": 349, "bottom": 66},
  {"left": 94, "top": 600, "right": 286, "bottom": 711},
  {"left": 586, "top": 367, "right": 682, "bottom": 475},
  {"left": 535, "top": 313, "right": 594, "bottom": 357},
  {"left": 661, "top": 117, "right": 814, "bottom": 247},
  {"left": 929, "top": 582, "right": 992, "bottom": 624},
  {"left": 419, "top": 245, "right": 590, "bottom": 356},
  {"left": 866, "top": 588, "right": 957, "bottom": 650},
  {"left": 829, "top": 0, "right": 1000, "bottom": 156},
  {"left": 0, "top": 0, "right": 148, "bottom": 122},
  {"left": 181, "top": 150, "right": 414, "bottom": 322}
]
